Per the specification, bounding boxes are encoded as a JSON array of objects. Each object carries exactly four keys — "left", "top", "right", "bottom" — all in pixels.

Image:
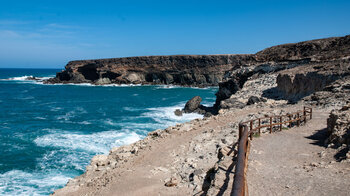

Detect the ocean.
[{"left": 0, "top": 68, "right": 218, "bottom": 195}]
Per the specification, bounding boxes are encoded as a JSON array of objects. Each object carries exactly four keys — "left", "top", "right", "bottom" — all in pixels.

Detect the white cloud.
[
  {"left": 46, "top": 23, "right": 75, "bottom": 29},
  {"left": 0, "top": 20, "right": 29, "bottom": 25},
  {"left": 0, "top": 30, "right": 22, "bottom": 38}
]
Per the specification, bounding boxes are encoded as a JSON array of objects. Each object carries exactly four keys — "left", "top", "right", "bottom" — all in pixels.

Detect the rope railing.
[{"left": 232, "top": 106, "right": 313, "bottom": 196}]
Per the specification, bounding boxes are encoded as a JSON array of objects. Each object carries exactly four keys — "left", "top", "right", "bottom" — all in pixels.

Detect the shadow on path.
[
  {"left": 305, "top": 127, "right": 349, "bottom": 161},
  {"left": 305, "top": 128, "right": 328, "bottom": 147},
  {"left": 198, "top": 143, "right": 238, "bottom": 196}
]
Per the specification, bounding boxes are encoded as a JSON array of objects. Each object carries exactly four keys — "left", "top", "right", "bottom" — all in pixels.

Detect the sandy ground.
[{"left": 247, "top": 108, "right": 350, "bottom": 196}]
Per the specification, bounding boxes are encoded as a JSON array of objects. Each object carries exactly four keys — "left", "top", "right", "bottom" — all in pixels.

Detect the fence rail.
[{"left": 232, "top": 106, "right": 313, "bottom": 196}]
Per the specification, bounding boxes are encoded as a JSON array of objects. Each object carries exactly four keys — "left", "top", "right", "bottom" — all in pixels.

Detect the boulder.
[
  {"left": 174, "top": 109, "right": 183, "bottom": 116},
  {"left": 184, "top": 96, "right": 202, "bottom": 113},
  {"left": 165, "top": 177, "right": 178, "bottom": 187},
  {"left": 247, "top": 96, "right": 267, "bottom": 105},
  {"left": 91, "top": 154, "right": 109, "bottom": 166},
  {"left": 125, "top": 73, "right": 144, "bottom": 83},
  {"left": 219, "top": 98, "right": 245, "bottom": 110},
  {"left": 327, "top": 105, "right": 350, "bottom": 147},
  {"left": 95, "top": 78, "right": 111, "bottom": 85}
]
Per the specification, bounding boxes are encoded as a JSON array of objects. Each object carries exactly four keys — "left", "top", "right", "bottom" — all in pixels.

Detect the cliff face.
[
  {"left": 214, "top": 35, "right": 350, "bottom": 108},
  {"left": 275, "top": 59, "right": 350, "bottom": 102},
  {"left": 45, "top": 55, "right": 257, "bottom": 86}
]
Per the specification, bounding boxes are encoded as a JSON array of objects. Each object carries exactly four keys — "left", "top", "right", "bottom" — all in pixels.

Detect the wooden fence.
[{"left": 232, "top": 106, "right": 313, "bottom": 196}]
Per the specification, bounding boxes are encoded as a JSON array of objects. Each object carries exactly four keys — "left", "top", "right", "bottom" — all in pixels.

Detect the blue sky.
[{"left": 0, "top": 0, "right": 349, "bottom": 68}]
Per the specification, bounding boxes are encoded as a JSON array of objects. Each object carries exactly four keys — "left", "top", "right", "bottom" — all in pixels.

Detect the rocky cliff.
[
  {"left": 45, "top": 55, "right": 256, "bottom": 86},
  {"left": 214, "top": 35, "right": 350, "bottom": 108}
]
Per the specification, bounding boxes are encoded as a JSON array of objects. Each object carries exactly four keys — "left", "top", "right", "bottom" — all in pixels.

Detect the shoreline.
[
  {"left": 53, "top": 102, "right": 332, "bottom": 195},
  {"left": 39, "top": 34, "right": 350, "bottom": 194}
]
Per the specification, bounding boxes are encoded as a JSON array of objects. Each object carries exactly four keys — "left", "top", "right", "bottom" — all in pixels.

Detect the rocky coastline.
[{"left": 52, "top": 35, "right": 350, "bottom": 195}]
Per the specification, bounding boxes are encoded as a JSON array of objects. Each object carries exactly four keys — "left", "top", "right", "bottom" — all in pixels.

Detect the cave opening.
[
  {"left": 101, "top": 71, "right": 121, "bottom": 80},
  {"left": 78, "top": 64, "right": 99, "bottom": 81}
]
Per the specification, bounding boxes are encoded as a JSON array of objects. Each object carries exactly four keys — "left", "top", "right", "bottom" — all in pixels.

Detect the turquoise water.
[{"left": 0, "top": 68, "right": 218, "bottom": 195}]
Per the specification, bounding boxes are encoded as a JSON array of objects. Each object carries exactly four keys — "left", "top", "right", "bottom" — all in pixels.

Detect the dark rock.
[
  {"left": 26, "top": 76, "right": 39, "bottom": 81},
  {"left": 247, "top": 96, "right": 266, "bottom": 105},
  {"left": 174, "top": 109, "right": 183, "bottom": 116},
  {"left": 184, "top": 96, "right": 202, "bottom": 113},
  {"left": 219, "top": 98, "right": 246, "bottom": 109},
  {"left": 45, "top": 54, "right": 256, "bottom": 86},
  {"left": 204, "top": 112, "right": 213, "bottom": 117},
  {"left": 247, "top": 96, "right": 260, "bottom": 105},
  {"left": 215, "top": 79, "right": 241, "bottom": 107}
]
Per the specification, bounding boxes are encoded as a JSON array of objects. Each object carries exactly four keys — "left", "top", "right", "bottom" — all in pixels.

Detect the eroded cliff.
[
  {"left": 214, "top": 35, "right": 350, "bottom": 109},
  {"left": 45, "top": 55, "right": 257, "bottom": 86}
]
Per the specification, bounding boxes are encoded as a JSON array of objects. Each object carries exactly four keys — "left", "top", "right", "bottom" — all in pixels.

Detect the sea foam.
[
  {"left": 0, "top": 170, "right": 70, "bottom": 196},
  {"left": 34, "top": 130, "right": 143, "bottom": 154}
]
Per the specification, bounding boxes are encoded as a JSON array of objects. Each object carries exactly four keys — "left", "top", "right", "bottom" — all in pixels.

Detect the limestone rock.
[
  {"left": 327, "top": 105, "right": 350, "bottom": 147},
  {"left": 165, "top": 177, "right": 178, "bottom": 187},
  {"left": 91, "top": 155, "right": 109, "bottom": 167},
  {"left": 95, "top": 78, "right": 111, "bottom": 85},
  {"left": 326, "top": 105, "right": 350, "bottom": 159}
]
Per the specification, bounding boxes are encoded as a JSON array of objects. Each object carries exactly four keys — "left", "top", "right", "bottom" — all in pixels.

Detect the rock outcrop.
[
  {"left": 184, "top": 96, "right": 202, "bottom": 113},
  {"left": 214, "top": 35, "right": 350, "bottom": 109},
  {"left": 177, "top": 96, "right": 216, "bottom": 117},
  {"left": 326, "top": 105, "right": 350, "bottom": 160},
  {"left": 45, "top": 55, "right": 256, "bottom": 86}
]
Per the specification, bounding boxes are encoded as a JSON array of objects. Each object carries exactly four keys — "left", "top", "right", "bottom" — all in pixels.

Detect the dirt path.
[
  {"left": 247, "top": 109, "right": 350, "bottom": 196},
  {"left": 53, "top": 107, "right": 263, "bottom": 196}
]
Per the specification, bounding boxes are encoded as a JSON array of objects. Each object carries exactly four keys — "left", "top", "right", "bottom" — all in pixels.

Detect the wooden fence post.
[
  {"left": 279, "top": 116, "right": 282, "bottom": 131},
  {"left": 297, "top": 112, "right": 300, "bottom": 127},
  {"left": 239, "top": 124, "right": 243, "bottom": 140},
  {"left": 310, "top": 108, "right": 312, "bottom": 120},
  {"left": 289, "top": 114, "right": 292, "bottom": 128},
  {"left": 250, "top": 121, "right": 253, "bottom": 140},
  {"left": 303, "top": 107, "right": 307, "bottom": 123},
  {"left": 258, "top": 118, "right": 261, "bottom": 135},
  {"left": 270, "top": 117, "right": 272, "bottom": 133}
]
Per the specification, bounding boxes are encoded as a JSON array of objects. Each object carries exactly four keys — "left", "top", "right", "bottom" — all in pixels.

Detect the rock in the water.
[
  {"left": 184, "top": 96, "right": 202, "bottom": 113},
  {"left": 174, "top": 109, "right": 183, "bottom": 116}
]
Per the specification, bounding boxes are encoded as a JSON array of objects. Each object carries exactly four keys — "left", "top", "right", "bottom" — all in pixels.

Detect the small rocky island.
[{"left": 52, "top": 35, "right": 350, "bottom": 196}]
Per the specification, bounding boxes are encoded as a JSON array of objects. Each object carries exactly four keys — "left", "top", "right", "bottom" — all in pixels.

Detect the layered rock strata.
[{"left": 214, "top": 35, "right": 350, "bottom": 109}]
